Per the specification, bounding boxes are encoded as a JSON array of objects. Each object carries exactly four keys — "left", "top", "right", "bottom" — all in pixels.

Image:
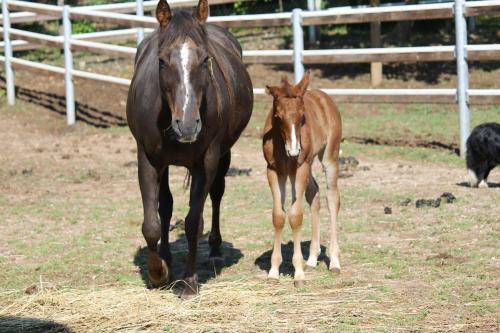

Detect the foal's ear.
[
  {"left": 156, "top": 0, "right": 172, "bottom": 28},
  {"left": 281, "top": 75, "right": 290, "bottom": 86},
  {"left": 265, "top": 85, "right": 281, "bottom": 98},
  {"left": 193, "top": 0, "right": 209, "bottom": 24},
  {"left": 296, "top": 70, "right": 311, "bottom": 96}
]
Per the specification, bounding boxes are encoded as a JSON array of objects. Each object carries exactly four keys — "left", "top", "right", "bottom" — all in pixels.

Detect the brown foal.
[{"left": 262, "top": 71, "right": 342, "bottom": 286}]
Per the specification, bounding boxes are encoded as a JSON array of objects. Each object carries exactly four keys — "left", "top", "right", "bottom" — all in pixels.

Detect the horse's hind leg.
[
  {"left": 320, "top": 147, "right": 341, "bottom": 273},
  {"left": 305, "top": 174, "right": 321, "bottom": 269},
  {"left": 209, "top": 151, "right": 231, "bottom": 261},
  {"left": 137, "top": 147, "right": 168, "bottom": 286},
  {"left": 158, "top": 166, "right": 173, "bottom": 283}
]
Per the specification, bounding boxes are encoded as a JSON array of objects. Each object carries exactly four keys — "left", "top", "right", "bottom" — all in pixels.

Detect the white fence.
[{"left": 1, "top": 0, "right": 500, "bottom": 155}]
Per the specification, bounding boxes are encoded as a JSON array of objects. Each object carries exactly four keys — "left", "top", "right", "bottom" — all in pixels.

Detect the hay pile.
[
  {"left": 1, "top": 277, "right": 487, "bottom": 332},
  {"left": 1, "top": 278, "right": 377, "bottom": 333}
]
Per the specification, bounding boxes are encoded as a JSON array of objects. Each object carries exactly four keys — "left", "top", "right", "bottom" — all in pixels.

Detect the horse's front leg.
[
  {"left": 267, "top": 166, "right": 286, "bottom": 280},
  {"left": 182, "top": 150, "right": 220, "bottom": 298},
  {"left": 137, "top": 147, "right": 168, "bottom": 286},
  {"left": 158, "top": 166, "right": 173, "bottom": 282},
  {"left": 289, "top": 163, "right": 310, "bottom": 287}
]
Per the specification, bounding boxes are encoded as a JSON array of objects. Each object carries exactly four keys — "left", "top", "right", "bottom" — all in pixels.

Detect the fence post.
[
  {"left": 2, "top": 0, "right": 15, "bottom": 106},
  {"left": 136, "top": 0, "right": 144, "bottom": 45},
  {"left": 63, "top": 5, "right": 76, "bottom": 125},
  {"left": 370, "top": 0, "right": 382, "bottom": 87},
  {"left": 454, "top": 0, "right": 470, "bottom": 157},
  {"left": 307, "top": 0, "right": 316, "bottom": 45},
  {"left": 292, "top": 9, "right": 304, "bottom": 84}
]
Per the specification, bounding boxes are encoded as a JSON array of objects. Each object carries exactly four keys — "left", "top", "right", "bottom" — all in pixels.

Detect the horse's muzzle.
[{"left": 172, "top": 119, "right": 202, "bottom": 143}]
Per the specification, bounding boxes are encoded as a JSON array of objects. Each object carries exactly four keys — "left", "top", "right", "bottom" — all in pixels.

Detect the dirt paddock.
[{"left": 0, "top": 76, "right": 499, "bottom": 332}]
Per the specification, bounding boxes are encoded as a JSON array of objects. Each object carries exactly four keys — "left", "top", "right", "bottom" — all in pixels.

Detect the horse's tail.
[{"left": 183, "top": 169, "right": 191, "bottom": 191}]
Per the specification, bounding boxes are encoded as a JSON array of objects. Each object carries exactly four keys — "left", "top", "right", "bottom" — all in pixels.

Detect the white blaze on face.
[
  {"left": 288, "top": 124, "right": 301, "bottom": 157},
  {"left": 180, "top": 42, "right": 192, "bottom": 119}
]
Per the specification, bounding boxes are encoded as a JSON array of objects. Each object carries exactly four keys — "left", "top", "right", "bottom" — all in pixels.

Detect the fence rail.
[
  {"left": 2, "top": 0, "right": 500, "bottom": 156},
  {"left": 5, "top": 0, "right": 500, "bottom": 28}
]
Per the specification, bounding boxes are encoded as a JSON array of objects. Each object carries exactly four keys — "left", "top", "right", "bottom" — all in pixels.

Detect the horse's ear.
[
  {"left": 265, "top": 85, "right": 273, "bottom": 96},
  {"left": 156, "top": 0, "right": 172, "bottom": 28},
  {"left": 266, "top": 85, "right": 281, "bottom": 98},
  {"left": 281, "top": 75, "right": 290, "bottom": 86},
  {"left": 296, "top": 70, "right": 311, "bottom": 96},
  {"left": 193, "top": 0, "right": 209, "bottom": 24}
]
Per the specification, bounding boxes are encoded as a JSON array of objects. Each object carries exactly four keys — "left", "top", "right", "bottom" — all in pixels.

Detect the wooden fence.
[{"left": 1, "top": 0, "right": 500, "bottom": 154}]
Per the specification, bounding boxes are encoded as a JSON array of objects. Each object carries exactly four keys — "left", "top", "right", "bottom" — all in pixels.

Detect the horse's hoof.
[
  {"left": 294, "top": 280, "right": 306, "bottom": 288},
  {"left": 180, "top": 282, "right": 198, "bottom": 300},
  {"left": 180, "top": 289, "right": 198, "bottom": 300},
  {"left": 208, "top": 256, "right": 225, "bottom": 267},
  {"left": 329, "top": 267, "right": 341, "bottom": 275},
  {"left": 148, "top": 259, "right": 169, "bottom": 287}
]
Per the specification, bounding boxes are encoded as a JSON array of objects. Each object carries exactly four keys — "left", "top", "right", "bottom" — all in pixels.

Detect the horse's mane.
[{"left": 159, "top": 11, "right": 238, "bottom": 114}]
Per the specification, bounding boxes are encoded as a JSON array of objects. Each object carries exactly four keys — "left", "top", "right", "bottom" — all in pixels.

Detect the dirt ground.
[{"left": 0, "top": 89, "right": 499, "bottom": 332}]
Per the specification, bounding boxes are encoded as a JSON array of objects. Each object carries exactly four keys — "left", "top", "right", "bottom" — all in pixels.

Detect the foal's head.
[
  {"left": 155, "top": 0, "right": 212, "bottom": 143},
  {"left": 266, "top": 71, "right": 311, "bottom": 157}
]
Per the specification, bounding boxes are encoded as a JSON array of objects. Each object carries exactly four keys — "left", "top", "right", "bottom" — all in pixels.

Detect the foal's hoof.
[
  {"left": 329, "top": 267, "right": 341, "bottom": 275},
  {"left": 294, "top": 280, "right": 306, "bottom": 288},
  {"left": 148, "top": 259, "right": 170, "bottom": 287},
  {"left": 304, "top": 263, "right": 317, "bottom": 272}
]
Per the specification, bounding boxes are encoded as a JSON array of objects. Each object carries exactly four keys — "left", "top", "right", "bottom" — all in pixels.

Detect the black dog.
[{"left": 466, "top": 122, "right": 500, "bottom": 187}]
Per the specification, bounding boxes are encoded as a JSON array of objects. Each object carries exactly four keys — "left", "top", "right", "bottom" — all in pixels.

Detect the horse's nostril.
[
  {"left": 176, "top": 120, "right": 181, "bottom": 124},
  {"left": 195, "top": 119, "right": 201, "bottom": 123}
]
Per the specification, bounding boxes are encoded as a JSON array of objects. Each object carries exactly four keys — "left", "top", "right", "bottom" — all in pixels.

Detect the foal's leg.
[
  {"left": 289, "top": 163, "right": 310, "bottom": 286},
  {"left": 182, "top": 151, "right": 220, "bottom": 297},
  {"left": 267, "top": 167, "right": 286, "bottom": 280},
  {"left": 305, "top": 174, "right": 321, "bottom": 269},
  {"left": 137, "top": 147, "right": 167, "bottom": 286},
  {"left": 321, "top": 148, "right": 341, "bottom": 273},
  {"left": 209, "top": 151, "right": 231, "bottom": 260},
  {"left": 158, "top": 167, "right": 173, "bottom": 283}
]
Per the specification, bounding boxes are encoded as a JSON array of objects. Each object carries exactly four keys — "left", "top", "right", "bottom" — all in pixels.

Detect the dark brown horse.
[
  {"left": 263, "top": 71, "right": 342, "bottom": 286},
  {"left": 126, "top": 0, "right": 253, "bottom": 296}
]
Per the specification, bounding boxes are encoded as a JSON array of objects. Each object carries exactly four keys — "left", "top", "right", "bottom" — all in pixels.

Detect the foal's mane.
[
  {"left": 268, "top": 72, "right": 311, "bottom": 100},
  {"left": 159, "top": 11, "right": 236, "bottom": 114}
]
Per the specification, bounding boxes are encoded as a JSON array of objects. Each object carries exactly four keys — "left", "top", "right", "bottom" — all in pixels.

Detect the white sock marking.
[{"left": 180, "top": 42, "right": 191, "bottom": 120}]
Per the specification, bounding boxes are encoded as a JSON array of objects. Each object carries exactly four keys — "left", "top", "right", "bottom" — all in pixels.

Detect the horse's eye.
[{"left": 159, "top": 58, "right": 167, "bottom": 68}]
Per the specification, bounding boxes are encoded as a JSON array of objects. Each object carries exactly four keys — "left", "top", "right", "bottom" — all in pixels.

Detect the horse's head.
[
  {"left": 266, "top": 71, "right": 311, "bottom": 157},
  {"left": 155, "top": 0, "right": 211, "bottom": 143}
]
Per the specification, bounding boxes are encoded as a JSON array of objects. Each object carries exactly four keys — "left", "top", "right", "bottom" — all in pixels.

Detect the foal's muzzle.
[
  {"left": 172, "top": 118, "right": 202, "bottom": 143},
  {"left": 286, "top": 147, "right": 301, "bottom": 157}
]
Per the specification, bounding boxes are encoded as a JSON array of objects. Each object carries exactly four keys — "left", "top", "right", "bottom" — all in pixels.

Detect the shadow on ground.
[
  {"left": 0, "top": 316, "right": 73, "bottom": 333},
  {"left": 456, "top": 181, "right": 500, "bottom": 188},
  {"left": 134, "top": 233, "right": 244, "bottom": 290},
  {"left": 0, "top": 78, "right": 127, "bottom": 128},
  {"left": 254, "top": 240, "right": 328, "bottom": 276}
]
